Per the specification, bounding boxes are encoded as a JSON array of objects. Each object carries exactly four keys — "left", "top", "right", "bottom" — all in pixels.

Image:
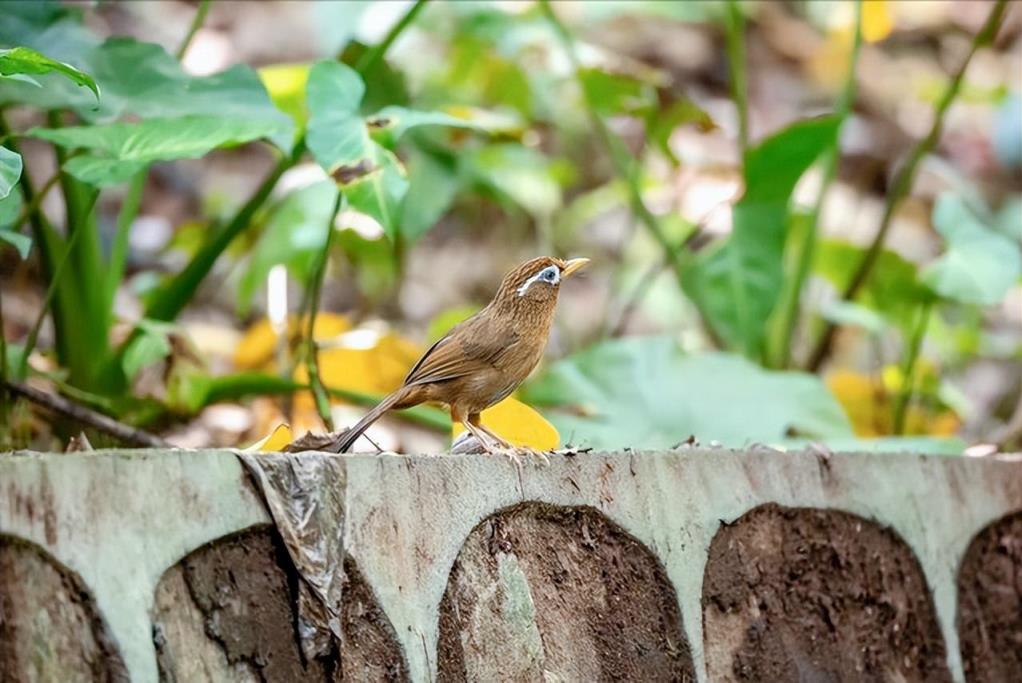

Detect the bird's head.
[{"left": 494, "top": 256, "right": 590, "bottom": 309}]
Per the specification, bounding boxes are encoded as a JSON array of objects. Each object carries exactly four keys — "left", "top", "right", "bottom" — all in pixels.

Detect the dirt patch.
[
  {"left": 0, "top": 535, "right": 128, "bottom": 683},
  {"left": 957, "top": 511, "right": 1022, "bottom": 682},
  {"left": 152, "top": 525, "right": 407, "bottom": 682},
  {"left": 702, "top": 504, "right": 950, "bottom": 682},
  {"left": 437, "top": 503, "right": 693, "bottom": 682}
]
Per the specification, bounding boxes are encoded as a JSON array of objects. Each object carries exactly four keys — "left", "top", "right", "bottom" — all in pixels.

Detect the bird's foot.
[{"left": 514, "top": 446, "right": 550, "bottom": 466}]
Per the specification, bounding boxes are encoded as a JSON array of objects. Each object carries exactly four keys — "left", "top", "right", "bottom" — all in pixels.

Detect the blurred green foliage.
[{"left": 0, "top": 0, "right": 1018, "bottom": 452}]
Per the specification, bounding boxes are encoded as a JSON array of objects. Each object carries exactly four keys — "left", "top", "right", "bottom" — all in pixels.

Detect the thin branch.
[
  {"left": 540, "top": 0, "right": 688, "bottom": 296},
  {"left": 355, "top": 0, "right": 430, "bottom": 73},
  {"left": 892, "top": 299, "right": 932, "bottom": 435},
  {"left": 303, "top": 192, "right": 344, "bottom": 431},
  {"left": 806, "top": 0, "right": 1008, "bottom": 371},
  {"left": 3, "top": 379, "right": 170, "bottom": 448},
  {"left": 773, "top": 0, "right": 863, "bottom": 369},
  {"left": 724, "top": 0, "right": 749, "bottom": 156},
  {"left": 176, "top": 0, "right": 213, "bottom": 61}
]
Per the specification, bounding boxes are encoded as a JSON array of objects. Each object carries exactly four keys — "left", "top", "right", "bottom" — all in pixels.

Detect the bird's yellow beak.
[{"left": 560, "top": 258, "right": 590, "bottom": 278}]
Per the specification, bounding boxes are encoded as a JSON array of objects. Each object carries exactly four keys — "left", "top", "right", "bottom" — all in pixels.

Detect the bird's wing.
[{"left": 404, "top": 317, "right": 518, "bottom": 387}]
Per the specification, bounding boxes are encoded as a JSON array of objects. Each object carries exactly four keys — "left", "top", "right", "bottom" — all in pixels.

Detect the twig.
[
  {"left": 773, "top": 0, "right": 863, "bottom": 369},
  {"left": 3, "top": 379, "right": 170, "bottom": 448},
  {"left": 355, "top": 0, "right": 430, "bottom": 73},
  {"left": 540, "top": 0, "right": 688, "bottom": 296},
  {"left": 303, "top": 192, "right": 345, "bottom": 431},
  {"left": 892, "top": 298, "right": 932, "bottom": 435},
  {"left": 176, "top": 0, "right": 212, "bottom": 61},
  {"left": 806, "top": 0, "right": 1008, "bottom": 371},
  {"left": 724, "top": 0, "right": 749, "bottom": 156}
]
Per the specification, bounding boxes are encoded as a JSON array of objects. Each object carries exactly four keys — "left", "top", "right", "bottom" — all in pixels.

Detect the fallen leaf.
[
  {"left": 452, "top": 396, "right": 560, "bottom": 451},
  {"left": 244, "top": 423, "right": 293, "bottom": 452},
  {"left": 234, "top": 313, "right": 351, "bottom": 370}
]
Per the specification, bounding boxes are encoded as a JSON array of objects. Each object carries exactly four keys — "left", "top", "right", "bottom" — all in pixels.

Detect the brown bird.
[{"left": 331, "top": 256, "right": 589, "bottom": 454}]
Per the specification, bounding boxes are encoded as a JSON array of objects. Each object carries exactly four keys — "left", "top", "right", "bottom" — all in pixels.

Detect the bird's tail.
[{"left": 331, "top": 387, "right": 409, "bottom": 453}]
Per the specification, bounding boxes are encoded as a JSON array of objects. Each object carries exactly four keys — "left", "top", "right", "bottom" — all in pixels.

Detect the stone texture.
[{"left": 702, "top": 504, "right": 950, "bottom": 682}]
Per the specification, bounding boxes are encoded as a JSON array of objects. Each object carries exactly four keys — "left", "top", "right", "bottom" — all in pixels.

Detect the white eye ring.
[{"left": 517, "top": 266, "right": 561, "bottom": 296}]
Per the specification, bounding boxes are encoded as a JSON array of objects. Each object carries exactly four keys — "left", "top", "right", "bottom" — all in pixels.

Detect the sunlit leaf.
[
  {"left": 862, "top": 0, "right": 894, "bottom": 43},
  {"left": 244, "top": 423, "right": 293, "bottom": 452},
  {"left": 922, "top": 194, "right": 1022, "bottom": 306},
  {"left": 0, "top": 46, "right": 98, "bottom": 98},
  {"left": 826, "top": 370, "right": 959, "bottom": 437},
  {"left": 305, "top": 332, "right": 422, "bottom": 397},
  {"left": 684, "top": 116, "right": 841, "bottom": 359},
  {"left": 258, "top": 62, "right": 310, "bottom": 137},
  {"left": 234, "top": 314, "right": 352, "bottom": 370},
  {"left": 31, "top": 116, "right": 289, "bottom": 186},
  {"left": 522, "top": 336, "right": 853, "bottom": 450},
  {"left": 0, "top": 37, "right": 293, "bottom": 150},
  {"left": 452, "top": 396, "right": 560, "bottom": 450},
  {"left": 0, "top": 146, "right": 21, "bottom": 201}
]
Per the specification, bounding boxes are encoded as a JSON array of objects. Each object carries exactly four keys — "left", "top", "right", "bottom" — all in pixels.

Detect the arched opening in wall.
[
  {"left": 437, "top": 502, "right": 694, "bottom": 682},
  {"left": 702, "top": 503, "right": 950, "bottom": 682},
  {"left": 0, "top": 534, "right": 128, "bottom": 682},
  {"left": 957, "top": 509, "right": 1022, "bottom": 682},
  {"left": 151, "top": 524, "right": 408, "bottom": 682}
]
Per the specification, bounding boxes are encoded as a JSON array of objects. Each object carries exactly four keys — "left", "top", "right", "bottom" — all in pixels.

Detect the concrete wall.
[{"left": 1, "top": 448, "right": 1020, "bottom": 682}]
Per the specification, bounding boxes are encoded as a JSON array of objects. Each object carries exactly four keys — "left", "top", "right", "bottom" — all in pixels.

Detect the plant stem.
[
  {"left": 17, "top": 189, "right": 100, "bottom": 380},
  {"left": 892, "top": 299, "right": 932, "bottom": 435},
  {"left": 724, "top": 0, "right": 749, "bottom": 156},
  {"left": 355, "top": 0, "right": 430, "bottom": 73},
  {"left": 540, "top": 0, "right": 688, "bottom": 295},
  {"left": 806, "top": 0, "right": 1008, "bottom": 372},
  {"left": 11, "top": 171, "right": 61, "bottom": 231},
  {"left": 144, "top": 141, "right": 302, "bottom": 321},
  {"left": 106, "top": 171, "right": 146, "bottom": 305},
  {"left": 772, "top": 0, "right": 862, "bottom": 369},
  {"left": 175, "top": 0, "right": 212, "bottom": 60},
  {"left": 303, "top": 191, "right": 344, "bottom": 431}
]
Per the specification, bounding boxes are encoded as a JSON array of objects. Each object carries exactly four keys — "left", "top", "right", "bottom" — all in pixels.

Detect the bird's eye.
[{"left": 543, "top": 268, "right": 557, "bottom": 282}]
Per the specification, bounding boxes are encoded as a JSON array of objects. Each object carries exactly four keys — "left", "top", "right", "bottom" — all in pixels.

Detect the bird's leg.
[
  {"left": 464, "top": 414, "right": 525, "bottom": 466},
  {"left": 470, "top": 415, "right": 549, "bottom": 466}
]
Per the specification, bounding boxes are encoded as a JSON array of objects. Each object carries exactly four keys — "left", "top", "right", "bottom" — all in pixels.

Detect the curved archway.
[
  {"left": 152, "top": 525, "right": 408, "bottom": 682},
  {"left": 957, "top": 510, "right": 1022, "bottom": 681},
  {"left": 437, "top": 502, "right": 694, "bottom": 682},
  {"left": 0, "top": 534, "right": 128, "bottom": 681},
  {"left": 702, "top": 503, "right": 950, "bottom": 682}
]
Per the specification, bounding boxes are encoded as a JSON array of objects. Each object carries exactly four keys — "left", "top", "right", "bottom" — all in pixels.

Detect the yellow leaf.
[
  {"left": 826, "top": 369, "right": 960, "bottom": 437},
  {"left": 452, "top": 396, "right": 560, "bottom": 450},
  {"left": 234, "top": 314, "right": 351, "bottom": 370},
  {"left": 300, "top": 332, "right": 422, "bottom": 398},
  {"left": 862, "top": 0, "right": 894, "bottom": 43},
  {"left": 244, "top": 423, "right": 292, "bottom": 452},
  {"left": 258, "top": 63, "right": 310, "bottom": 128}
]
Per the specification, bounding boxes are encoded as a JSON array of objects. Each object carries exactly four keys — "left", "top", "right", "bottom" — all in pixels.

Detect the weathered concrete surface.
[{"left": 1, "top": 448, "right": 1021, "bottom": 682}]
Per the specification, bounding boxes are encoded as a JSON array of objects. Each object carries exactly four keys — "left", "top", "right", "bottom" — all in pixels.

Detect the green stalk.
[
  {"left": 105, "top": 172, "right": 146, "bottom": 305},
  {"left": 175, "top": 0, "right": 212, "bottom": 60},
  {"left": 355, "top": 0, "right": 430, "bottom": 73},
  {"left": 18, "top": 189, "right": 100, "bottom": 380},
  {"left": 303, "top": 191, "right": 344, "bottom": 431},
  {"left": 540, "top": 0, "right": 687, "bottom": 295},
  {"left": 771, "top": 0, "right": 862, "bottom": 369},
  {"left": 724, "top": 0, "right": 749, "bottom": 156},
  {"left": 892, "top": 299, "right": 932, "bottom": 435},
  {"left": 806, "top": 0, "right": 1008, "bottom": 371}
]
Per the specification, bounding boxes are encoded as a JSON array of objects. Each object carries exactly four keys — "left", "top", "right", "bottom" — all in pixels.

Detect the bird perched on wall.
[{"left": 328, "top": 256, "right": 589, "bottom": 455}]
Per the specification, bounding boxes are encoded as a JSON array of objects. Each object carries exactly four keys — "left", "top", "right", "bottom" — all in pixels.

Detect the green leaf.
[
  {"left": 400, "top": 149, "right": 460, "bottom": 244},
  {"left": 467, "top": 143, "right": 561, "bottom": 217},
  {"left": 0, "top": 2, "right": 98, "bottom": 65},
  {"left": 0, "top": 228, "right": 31, "bottom": 259},
  {"left": 578, "top": 68, "right": 656, "bottom": 117},
  {"left": 0, "top": 37, "right": 293, "bottom": 150},
  {"left": 0, "top": 145, "right": 22, "bottom": 200},
  {"left": 30, "top": 116, "right": 289, "bottom": 186},
  {"left": 343, "top": 147, "right": 409, "bottom": 241},
  {"left": 0, "top": 46, "right": 98, "bottom": 98},
  {"left": 238, "top": 180, "right": 340, "bottom": 315},
  {"left": 820, "top": 301, "right": 889, "bottom": 336},
  {"left": 121, "top": 319, "right": 176, "bottom": 381},
  {"left": 921, "top": 193, "right": 1022, "bottom": 306},
  {"left": 814, "top": 239, "right": 928, "bottom": 331},
  {"left": 521, "top": 336, "right": 853, "bottom": 450},
  {"left": 684, "top": 116, "right": 841, "bottom": 358},
  {"left": 306, "top": 61, "right": 370, "bottom": 171}
]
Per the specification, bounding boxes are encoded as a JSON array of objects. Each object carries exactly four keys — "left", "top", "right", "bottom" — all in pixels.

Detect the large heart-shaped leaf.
[
  {"left": 0, "top": 145, "right": 29, "bottom": 258},
  {"left": 521, "top": 336, "right": 853, "bottom": 450},
  {"left": 922, "top": 194, "right": 1022, "bottom": 306},
  {"left": 0, "top": 37, "right": 293, "bottom": 150},
  {"left": 0, "top": 46, "right": 97, "bottom": 98},
  {"left": 30, "top": 115, "right": 289, "bottom": 186},
  {"left": 684, "top": 116, "right": 840, "bottom": 359}
]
